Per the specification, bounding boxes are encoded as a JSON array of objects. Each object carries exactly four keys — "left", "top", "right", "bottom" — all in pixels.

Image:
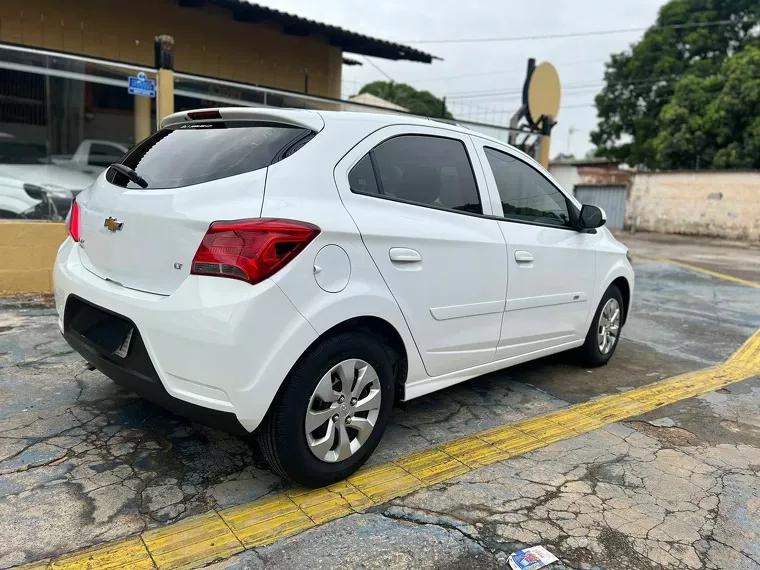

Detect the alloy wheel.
[
  {"left": 597, "top": 298, "right": 621, "bottom": 354},
  {"left": 304, "top": 358, "right": 382, "bottom": 463}
]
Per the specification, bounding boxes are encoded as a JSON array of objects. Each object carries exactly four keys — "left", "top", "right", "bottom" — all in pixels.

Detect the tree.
[
  {"left": 552, "top": 152, "right": 576, "bottom": 161},
  {"left": 654, "top": 46, "right": 760, "bottom": 169},
  {"left": 591, "top": 0, "right": 759, "bottom": 168},
  {"left": 358, "top": 81, "right": 453, "bottom": 119}
]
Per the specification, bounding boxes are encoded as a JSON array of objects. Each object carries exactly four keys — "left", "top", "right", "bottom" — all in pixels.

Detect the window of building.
[
  {"left": 484, "top": 147, "right": 571, "bottom": 227},
  {"left": 350, "top": 135, "right": 482, "bottom": 215}
]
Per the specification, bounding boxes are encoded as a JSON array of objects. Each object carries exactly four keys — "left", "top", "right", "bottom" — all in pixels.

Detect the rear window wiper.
[{"left": 108, "top": 163, "right": 149, "bottom": 188}]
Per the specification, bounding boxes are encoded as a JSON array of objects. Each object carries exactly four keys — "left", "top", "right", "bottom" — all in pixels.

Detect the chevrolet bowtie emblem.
[{"left": 104, "top": 217, "right": 123, "bottom": 232}]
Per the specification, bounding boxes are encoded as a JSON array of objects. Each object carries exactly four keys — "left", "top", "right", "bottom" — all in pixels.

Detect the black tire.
[
  {"left": 577, "top": 285, "right": 624, "bottom": 367},
  {"left": 258, "top": 331, "right": 394, "bottom": 487}
]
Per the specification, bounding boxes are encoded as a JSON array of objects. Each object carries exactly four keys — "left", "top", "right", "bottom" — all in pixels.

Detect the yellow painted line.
[
  {"left": 479, "top": 426, "right": 543, "bottom": 456},
  {"left": 728, "top": 328, "right": 760, "bottom": 373},
  {"left": 220, "top": 494, "right": 313, "bottom": 548},
  {"left": 512, "top": 415, "right": 580, "bottom": 444},
  {"left": 142, "top": 511, "right": 243, "bottom": 570},
  {"left": 23, "top": 327, "right": 760, "bottom": 570},
  {"left": 325, "top": 480, "right": 374, "bottom": 511},
  {"left": 285, "top": 486, "right": 356, "bottom": 524},
  {"left": 49, "top": 537, "right": 154, "bottom": 570},
  {"left": 439, "top": 435, "right": 511, "bottom": 467},
  {"left": 638, "top": 255, "right": 760, "bottom": 289},
  {"left": 348, "top": 463, "right": 424, "bottom": 503},
  {"left": 395, "top": 448, "right": 470, "bottom": 485}
]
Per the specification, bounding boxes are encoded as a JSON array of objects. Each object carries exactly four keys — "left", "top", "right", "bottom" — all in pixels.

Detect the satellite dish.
[{"left": 526, "top": 62, "right": 561, "bottom": 128}]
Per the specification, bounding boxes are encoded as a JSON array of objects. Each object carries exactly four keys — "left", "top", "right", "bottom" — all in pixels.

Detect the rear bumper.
[
  {"left": 54, "top": 239, "right": 319, "bottom": 432},
  {"left": 63, "top": 301, "right": 247, "bottom": 434}
]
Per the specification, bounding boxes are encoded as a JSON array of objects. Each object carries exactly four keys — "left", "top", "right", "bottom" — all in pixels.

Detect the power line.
[
  {"left": 445, "top": 73, "right": 684, "bottom": 99},
  {"left": 409, "top": 58, "right": 606, "bottom": 83},
  {"left": 448, "top": 100, "right": 598, "bottom": 123},
  {"left": 561, "top": 103, "right": 598, "bottom": 110},
  {"left": 400, "top": 19, "right": 747, "bottom": 44},
  {"left": 362, "top": 56, "right": 394, "bottom": 81}
]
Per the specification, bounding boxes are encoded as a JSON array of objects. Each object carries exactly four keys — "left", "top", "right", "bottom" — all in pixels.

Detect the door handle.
[
  {"left": 389, "top": 247, "right": 422, "bottom": 263},
  {"left": 514, "top": 250, "right": 534, "bottom": 263}
]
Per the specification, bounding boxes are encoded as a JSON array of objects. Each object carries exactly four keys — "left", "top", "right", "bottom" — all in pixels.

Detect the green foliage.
[
  {"left": 358, "top": 81, "right": 453, "bottom": 119},
  {"left": 591, "top": 0, "right": 759, "bottom": 168},
  {"left": 654, "top": 46, "right": 760, "bottom": 168}
]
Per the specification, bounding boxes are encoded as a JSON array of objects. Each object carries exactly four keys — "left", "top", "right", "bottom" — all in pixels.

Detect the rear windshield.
[{"left": 106, "top": 121, "right": 313, "bottom": 189}]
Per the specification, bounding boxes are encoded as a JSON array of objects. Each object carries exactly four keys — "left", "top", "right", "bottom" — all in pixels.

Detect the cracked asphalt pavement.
[{"left": 2, "top": 232, "right": 760, "bottom": 569}]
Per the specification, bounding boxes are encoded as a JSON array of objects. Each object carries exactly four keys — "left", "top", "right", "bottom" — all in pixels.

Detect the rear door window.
[
  {"left": 350, "top": 135, "right": 482, "bottom": 215},
  {"left": 107, "top": 122, "right": 312, "bottom": 189},
  {"left": 484, "top": 147, "right": 572, "bottom": 227}
]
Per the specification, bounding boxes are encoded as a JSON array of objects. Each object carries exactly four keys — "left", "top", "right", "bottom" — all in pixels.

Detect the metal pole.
[
  {"left": 154, "top": 35, "right": 175, "bottom": 127},
  {"left": 539, "top": 115, "right": 554, "bottom": 169}
]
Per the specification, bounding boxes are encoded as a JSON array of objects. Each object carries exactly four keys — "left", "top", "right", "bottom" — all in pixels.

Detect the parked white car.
[
  {"left": 0, "top": 135, "right": 94, "bottom": 218},
  {"left": 54, "top": 108, "right": 634, "bottom": 486},
  {"left": 51, "top": 139, "right": 130, "bottom": 177}
]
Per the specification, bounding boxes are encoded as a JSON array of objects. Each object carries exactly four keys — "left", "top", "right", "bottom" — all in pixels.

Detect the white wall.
[
  {"left": 549, "top": 164, "right": 580, "bottom": 194},
  {"left": 627, "top": 171, "right": 760, "bottom": 241}
]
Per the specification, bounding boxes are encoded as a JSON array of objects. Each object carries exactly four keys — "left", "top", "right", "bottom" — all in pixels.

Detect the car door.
[
  {"left": 334, "top": 125, "right": 507, "bottom": 378},
  {"left": 472, "top": 139, "right": 597, "bottom": 359}
]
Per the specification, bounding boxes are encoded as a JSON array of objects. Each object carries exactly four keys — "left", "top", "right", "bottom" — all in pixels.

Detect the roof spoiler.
[{"left": 160, "top": 107, "right": 325, "bottom": 132}]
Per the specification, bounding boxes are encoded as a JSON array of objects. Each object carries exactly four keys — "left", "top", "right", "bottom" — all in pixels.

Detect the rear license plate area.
[{"left": 64, "top": 297, "right": 135, "bottom": 356}]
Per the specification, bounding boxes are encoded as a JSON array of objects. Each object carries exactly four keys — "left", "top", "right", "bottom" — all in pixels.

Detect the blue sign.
[{"left": 128, "top": 72, "right": 156, "bottom": 98}]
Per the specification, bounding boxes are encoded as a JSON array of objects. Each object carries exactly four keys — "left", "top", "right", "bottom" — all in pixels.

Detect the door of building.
[{"left": 574, "top": 185, "right": 627, "bottom": 230}]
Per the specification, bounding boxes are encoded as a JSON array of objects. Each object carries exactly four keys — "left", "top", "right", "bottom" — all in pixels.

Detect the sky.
[{"left": 252, "top": 0, "right": 668, "bottom": 158}]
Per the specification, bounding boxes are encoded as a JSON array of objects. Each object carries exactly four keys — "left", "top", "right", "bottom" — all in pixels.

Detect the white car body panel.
[
  {"left": 333, "top": 124, "right": 507, "bottom": 378},
  {"left": 54, "top": 238, "right": 319, "bottom": 431},
  {"left": 76, "top": 168, "right": 267, "bottom": 295},
  {"left": 470, "top": 138, "right": 598, "bottom": 359},
  {"left": 53, "top": 107, "right": 634, "bottom": 434}
]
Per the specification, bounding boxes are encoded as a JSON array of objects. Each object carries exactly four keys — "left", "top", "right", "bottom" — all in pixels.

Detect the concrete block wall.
[
  {"left": 627, "top": 171, "right": 760, "bottom": 241},
  {"left": 0, "top": 222, "right": 66, "bottom": 296}
]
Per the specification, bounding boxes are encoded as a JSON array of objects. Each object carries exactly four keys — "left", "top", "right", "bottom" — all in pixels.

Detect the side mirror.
[{"left": 579, "top": 204, "right": 606, "bottom": 230}]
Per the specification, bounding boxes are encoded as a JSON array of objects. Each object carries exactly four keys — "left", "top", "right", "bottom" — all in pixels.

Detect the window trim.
[
  {"left": 348, "top": 133, "right": 485, "bottom": 217},
  {"left": 482, "top": 145, "right": 580, "bottom": 231}
]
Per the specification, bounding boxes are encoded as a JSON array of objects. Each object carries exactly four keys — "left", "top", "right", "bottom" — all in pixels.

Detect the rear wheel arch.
[
  {"left": 263, "top": 315, "right": 409, "bottom": 421},
  {"left": 321, "top": 316, "right": 408, "bottom": 396},
  {"left": 305, "top": 316, "right": 408, "bottom": 395},
  {"left": 257, "top": 318, "right": 406, "bottom": 485}
]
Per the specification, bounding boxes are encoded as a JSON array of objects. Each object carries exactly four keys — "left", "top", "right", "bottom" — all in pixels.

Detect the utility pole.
[{"left": 154, "top": 35, "right": 175, "bottom": 127}]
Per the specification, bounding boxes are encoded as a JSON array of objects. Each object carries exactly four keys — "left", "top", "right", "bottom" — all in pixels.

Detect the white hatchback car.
[{"left": 55, "top": 107, "right": 633, "bottom": 486}]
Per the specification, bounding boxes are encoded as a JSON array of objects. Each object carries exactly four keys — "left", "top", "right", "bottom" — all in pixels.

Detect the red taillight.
[
  {"left": 67, "top": 200, "right": 81, "bottom": 242},
  {"left": 191, "top": 218, "right": 320, "bottom": 284}
]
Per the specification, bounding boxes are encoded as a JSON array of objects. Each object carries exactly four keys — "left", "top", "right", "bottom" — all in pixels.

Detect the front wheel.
[
  {"left": 578, "top": 285, "right": 624, "bottom": 367},
  {"left": 258, "top": 331, "right": 394, "bottom": 487}
]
